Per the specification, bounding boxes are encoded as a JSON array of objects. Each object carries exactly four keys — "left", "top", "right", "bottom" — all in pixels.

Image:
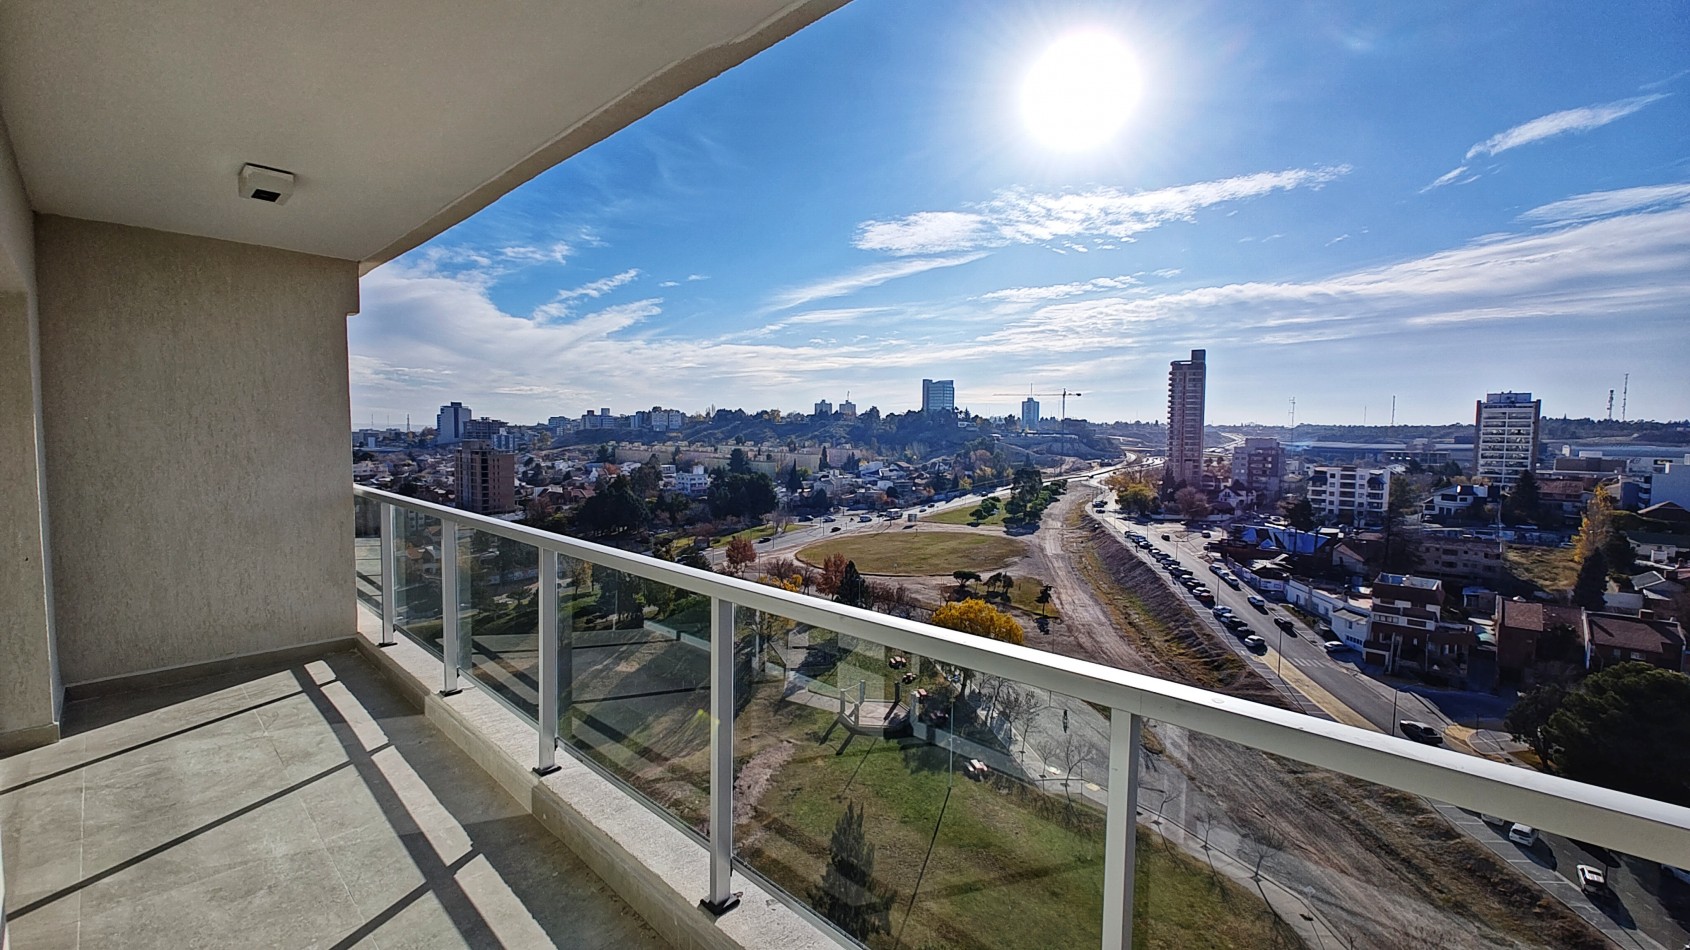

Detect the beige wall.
[
  {"left": 0, "top": 291, "right": 57, "bottom": 748},
  {"left": 37, "top": 215, "right": 359, "bottom": 685}
]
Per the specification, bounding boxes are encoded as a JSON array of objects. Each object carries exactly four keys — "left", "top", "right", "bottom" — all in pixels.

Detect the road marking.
[{"left": 1264, "top": 649, "right": 1378, "bottom": 731}]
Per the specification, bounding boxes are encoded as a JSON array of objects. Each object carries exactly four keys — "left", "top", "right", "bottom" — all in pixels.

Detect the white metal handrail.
[{"left": 354, "top": 484, "right": 1690, "bottom": 934}]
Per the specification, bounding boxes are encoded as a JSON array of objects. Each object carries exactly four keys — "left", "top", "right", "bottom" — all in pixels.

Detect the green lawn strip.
[
  {"left": 1000, "top": 575, "right": 1060, "bottom": 620},
  {"left": 925, "top": 505, "right": 1008, "bottom": 527},
  {"left": 711, "top": 523, "right": 778, "bottom": 547},
  {"left": 796, "top": 532, "right": 1027, "bottom": 575}
]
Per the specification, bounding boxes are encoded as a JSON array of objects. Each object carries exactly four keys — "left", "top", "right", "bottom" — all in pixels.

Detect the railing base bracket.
[
  {"left": 438, "top": 688, "right": 463, "bottom": 697},
  {"left": 698, "top": 894, "right": 741, "bottom": 917},
  {"left": 532, "top": 764, "right": 561, "bottom": 776}
]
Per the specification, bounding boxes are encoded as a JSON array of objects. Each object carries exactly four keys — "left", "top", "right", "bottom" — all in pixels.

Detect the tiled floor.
[{"left": 0, "top": 651, "right": 668, "bottom": 949}]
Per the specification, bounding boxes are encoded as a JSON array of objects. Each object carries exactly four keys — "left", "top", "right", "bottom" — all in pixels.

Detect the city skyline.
[{"left": 347, "top": 1, "right": 1690, "bottom": 427}]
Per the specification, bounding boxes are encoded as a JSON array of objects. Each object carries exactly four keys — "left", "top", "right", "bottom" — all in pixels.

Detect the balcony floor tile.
[{"left": 2, "top": 650, "right": 666, "bottom": 950}]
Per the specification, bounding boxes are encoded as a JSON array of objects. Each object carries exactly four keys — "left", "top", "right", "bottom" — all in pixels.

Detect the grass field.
[
  {"left": 1002, "top": 575, "right": 1060, "bottom": 619},
  {"left": 735, "top": 690, "right": 1301, "bottom": 950},
  {"left": 926, "top": 505, "right": 1008, "bottom": 527},
  {"left": 1505, "top": 545, "right": 1578, "bottom": 593},
  {"left": 711, "top": 523, "right": 778, "bottom": 547},
  {"left": 796, "top": 531, "right": 1027, "bottom": 575}
]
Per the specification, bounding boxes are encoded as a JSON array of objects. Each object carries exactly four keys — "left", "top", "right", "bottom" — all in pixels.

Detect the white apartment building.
[
  {"left": 1474, "top": 391, "right": 1541, "bottom": 488},
  {"left": 921, "top": 378, "right": 955, "bottom": 416},
  {"left": 1166, "top": 349, "right": 1206, "bottom": 485},
  {"left": 435, "top": 401, "right": 472, "bottom": 444},
  {"left": 1306, "top": 465, "right": 1391, "bottom": 522}
]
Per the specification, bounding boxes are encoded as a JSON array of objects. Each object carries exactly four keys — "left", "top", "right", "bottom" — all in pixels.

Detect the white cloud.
[
  {"left": 765, "top": 253, "right": 987, "bottom": 311},
  {"left": 531, "top": 268, "right": 641, "bottom": 321},
  {"left": 1325, "top": 234, "right": 1350, "bottom": 246},
  {"left": 498, "top": 242, "right": 573, "bottom": 264},
  {"left": 980, "top": 276, "right": 1138, "bottom": 304},
  {"left": 1426, "top": 94, "right": 1666, "bottom": 189},
  {"left": 658, "top": 280, "right": 679, "bottom": 288},
  {"left": 854, "top": 166, "right": 1350, "bottom": 255},
  {"left": 687, "top": 274, "right": 709, "bottom": 282},
  {"left": 1518, "top": 182, "right": 1690, "bottom": 225}
]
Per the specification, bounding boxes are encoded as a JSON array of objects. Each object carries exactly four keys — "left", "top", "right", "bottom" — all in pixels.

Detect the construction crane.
[{"left": 992, "top": 387, "right": 1085, "bottom": 425}]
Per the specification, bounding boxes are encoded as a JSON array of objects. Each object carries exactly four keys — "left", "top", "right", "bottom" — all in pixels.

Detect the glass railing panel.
[
  {"left": 458, "top": 528, "right": 541, "bottom": 720},
  {"left": 561, "top": 561, "right": 712, "bottom": 832},
  {"left": 353, "top": 495, "right": 382, "bottom": 613},
  {"left": 731, "top": 603, "right": 1108, "bottom": 949},
  {"left": 392, "top": 510, "right": 444, "bottom": 658},
  {"left": 1134, "top": 716, "right": 1636, "bottom": 950}
]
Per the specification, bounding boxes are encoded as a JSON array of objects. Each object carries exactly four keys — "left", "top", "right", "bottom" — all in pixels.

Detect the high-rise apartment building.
[
  {"left": 1230, "top": 437, "right": 1284, "bottom": 496},
  {"left": 814, "top": 399, "right": 833, "bottom": 417},
  {"left": 454, "top": 440, "right": 516, "bottom": 515},
  {"left": 839, "top": 398, "right": 857, "bottom": 420},
  {"left": 1166, "top": 349, "right": 1206, "bottom": 485},
  {"left": 1306, "top": 465, "right": 1391, "bottom": 523},
  {"left": 921, "top": 379, "right": 955, "bottom": 417},
  {"left": 1474, "top": 392, "right": 1542, "bottom": 488},
  {"left": 436, "top": 401, "right": 472, "bottom": 445},
  {"left": 1021, "top": 397, "right": 1041, "bottom": 431}
]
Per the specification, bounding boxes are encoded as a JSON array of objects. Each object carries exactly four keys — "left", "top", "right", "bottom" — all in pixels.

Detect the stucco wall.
[
  {"left": 36, "top": 215, "right": 359, "bottom": 685},
  {"left": 0, "top": 291, "right": 57, "bottom": 748}
]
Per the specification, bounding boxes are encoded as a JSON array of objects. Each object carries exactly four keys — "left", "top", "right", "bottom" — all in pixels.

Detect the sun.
[{"left": 1019, "top": 31, "right": 1142, "bottom": 152}]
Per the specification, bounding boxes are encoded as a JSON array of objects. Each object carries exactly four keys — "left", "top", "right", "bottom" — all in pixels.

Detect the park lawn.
[
  {"left": 926, "top": 505, "right": 1008, "bottom": 527},
  {"left": 1505, "top": 545, "right": 1577, "bottom": 594},
  {"left": 711, "top": 523, "right": 778, "bottom": 547},
  {"left": 738, "top": 712, "right": 1300, "bottom": 950},
  {"left": 1002, "top": 575, "right": 1060, "bottom": 620},
  {"left": 796, "top": 532, "right": 1026, "bottom": 576}
]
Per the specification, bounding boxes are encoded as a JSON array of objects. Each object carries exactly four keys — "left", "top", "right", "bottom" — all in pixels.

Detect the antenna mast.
[
  {"left": 1607, "top": 389, "right": 1615, "bottom": 422},
  {"left": 1621, "top": 374, "right": 1629, "bottom": 421}
]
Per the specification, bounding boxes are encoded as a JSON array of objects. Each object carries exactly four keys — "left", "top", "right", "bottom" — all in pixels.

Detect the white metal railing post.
[
  {"left": 534, "top": 548, "right": 560, "bottom": 775},
  {"left": 701, "top": 596, "right": 740, "bottom": 915},
  {"left": 378, "top": 503, "right": 398, "bottom": 647},
  {"left": 440, "top": 520, "right": 463, "bottom": 696},
  {"left": 1102, "top": 711, "right": 1143, "bottom": 950}
]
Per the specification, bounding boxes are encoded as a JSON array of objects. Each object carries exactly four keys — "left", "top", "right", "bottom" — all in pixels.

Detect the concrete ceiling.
[{"left": 0, "top": 0, "right": 843, "bottom": 270}]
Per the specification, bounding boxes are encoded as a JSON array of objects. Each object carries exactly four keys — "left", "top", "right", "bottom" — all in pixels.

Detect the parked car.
[
  {"left": 1247, "top": 595, "right": 1267, "bottom": 611},
  {"left": 821, "top": 516, "right": 836, "bottom": 523},
  {"left": 1321, "top": 640, "right": 1346, "bottom": 653},
  {"left": 1210, "top": 563, "right": 1226, "bottom": 575},
  {"left": 1507, "top": 824, "right": 1539, "bottom": 847},
  {"left": 1242, "top": 635, "right": 1266, "bottom": 651},
  {"left": 1576, "top": 864, "right": 1610, "bottom": 897},
  {"left": 830, "top": 526, "right": 842, "bottom": 533},
  {"left": 1161, "top": 533, "right": 1172, "bottom": 541},
  {"left": 1398, "top": 721, "right": 1443, "bottom": 745},
  {"left": 1212, "top": 606, "right": 1234, "bottom": 619},
  {"left": 757, "top": 536, "right": 772, "bottom": 544},
  {"left": 1273, "top": 617, "right": 1296, "bottom": 635}
]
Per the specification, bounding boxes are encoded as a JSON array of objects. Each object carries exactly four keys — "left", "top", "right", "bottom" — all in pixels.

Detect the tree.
[
  {"left": 951, "top": 569, "right": 981, "bottom": 597},
  {"left": 707, "top": 472, "right": 779, "bottom": 520},
  {"left": 1573, "top": 491, "right": 1616, "bottom": 563},
  {"left": 1035, "top": 584, "right": 1053, "bottom": 617},
  {"left": 817, "top": 553, "right": 850, "bottom": 596},
  {"left": 1542, "top": 662, "right": 1690, "bottom": 804},
  {"left": 724, "top": 536, "right": 757, "bottom": 575},
  {"left": 595, "top": 443, "right": 615, "bottom": 463},
  {"left": 1504, "top": 682, "right": 1568, "bottom": 761},
  {"left": 1173, "top": 486, "right": 1210, "bottom": 519},
  {"left": 810, "top": 801, "right": 896, "bottom": 942},
  {"left": 1115, "top": 482, "right": 1156, "bottom": 516},
  {"left": 784, "top": 464, "right": 804, "bottom": 495},
  {"left": 1504, "top": 470, "right": 1541, "bottom": 525},
  {"left": 931, "top": 599, "right": 1024, "bottom": 646},
  {"left": 728, "top": 447, "right": 752, "bottom": 474},
  {"left": 574, "top": 476, "right": 650, "bottom": 536},
  {"left": 1282, "top": 497, "right": 1316, "bottom": 531},
  {"left": 835, "top": 561, "right": 870, "bottom": 608},
  {"left": 1236, "top": 824, "right": 1287, "bottom": 880},
  {"left": 1571, "top": 548, "right": 1609, "bottom": 610},
  {"left": 629, "top": 453, "right": 663, "bottom": 498},
  {"left": 1600, "top": 530, "right": 1636, "bottom": 578}
]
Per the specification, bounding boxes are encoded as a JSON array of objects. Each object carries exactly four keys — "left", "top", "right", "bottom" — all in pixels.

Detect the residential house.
[
  {"left": 1493, "top": 599, "right": 1585, "bottom": 683},
  {"left": 1416, "top": 529, "right": 1507, "bottom": 586},
  {"left": 1306, "top": 465, "right": 1391, "bottom": 523},
  {"left": 1585, "top": 612, "right": 1686, "bottom": 673},
  {"left": 1366, "top": 573, "right": 1474, "bottom": 677},
  {"left": 1422, "top": 483, "right": 1501, "bottom": 521}
]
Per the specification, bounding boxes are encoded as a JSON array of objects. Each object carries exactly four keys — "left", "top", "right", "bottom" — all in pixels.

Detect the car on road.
[
  {"left": 1398, "top": 720, "right": 1443, "bottom": 745},
  {"left": 1246, "top": 595, "right": 1267, "bottom": 611},
  {"left": 1209, "top": 563, "right": 1225, "bottom": 575},
  {"left": 1273, "top": 617, "right": 1297, "bottom": 635},
  {"left": 1507, "top": 823, "right": 1539, "bottom": 847},
  {"left": 757, "top": 537, "right": 771, "bottom": 544},
  {"left": 1576, "top": 864, "right": 1610, "bottom": 897},
  {"left": 1212, "top": 605, "right": 1233, "bottom": 618},
  {"left": 1242, "top": 635, "right": 1266, "bottom": 651},
  {"left": 1321, "top": 640, "right": 1346, "bottom": 652},
  {"left": 1161, "top": 533, "right": 1171, "bottom": 541},
  {"left": 1201, "top": 530, "right": 1212, "bottom": 538},
  {"left": 1219, "top": 574, "right": 1241, "bottom": 589},
  {"left": 821, "top": 516, "right": 836, "bottom": 523},
  {"left": 1224, "top": 616, "right": 1250, "bottom": 632},
  {"left": 830, "top": 526, "right": 842, "bottom": 533},
  {"left": 858, "top": 515, "right": 872, "bottom": 522}
]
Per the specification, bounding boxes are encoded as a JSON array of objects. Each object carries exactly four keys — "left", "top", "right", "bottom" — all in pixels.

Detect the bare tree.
[
  {"left": 1236, "top": 824, "right": 1288, "bottom": 880},
  {"left": 1192, "top": 807, "right": 1218, "bottom": 850},
  {"left": 1038, "top": 728, "right": 1100, "bottom": 806}
]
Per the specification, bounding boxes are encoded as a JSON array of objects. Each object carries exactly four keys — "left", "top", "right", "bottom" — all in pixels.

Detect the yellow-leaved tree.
[{"left": 930, "top": 599, "right": 1024, "bottom": 646}]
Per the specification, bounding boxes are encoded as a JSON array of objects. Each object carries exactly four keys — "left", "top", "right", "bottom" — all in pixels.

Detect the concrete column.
[{"left": 36, "top": 215, "right": 360, "bottom": 687}]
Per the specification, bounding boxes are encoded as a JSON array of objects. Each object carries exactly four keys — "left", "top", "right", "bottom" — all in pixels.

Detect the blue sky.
[{"left": 349, "top": 1, "right": 1690, "bottom": 428}]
